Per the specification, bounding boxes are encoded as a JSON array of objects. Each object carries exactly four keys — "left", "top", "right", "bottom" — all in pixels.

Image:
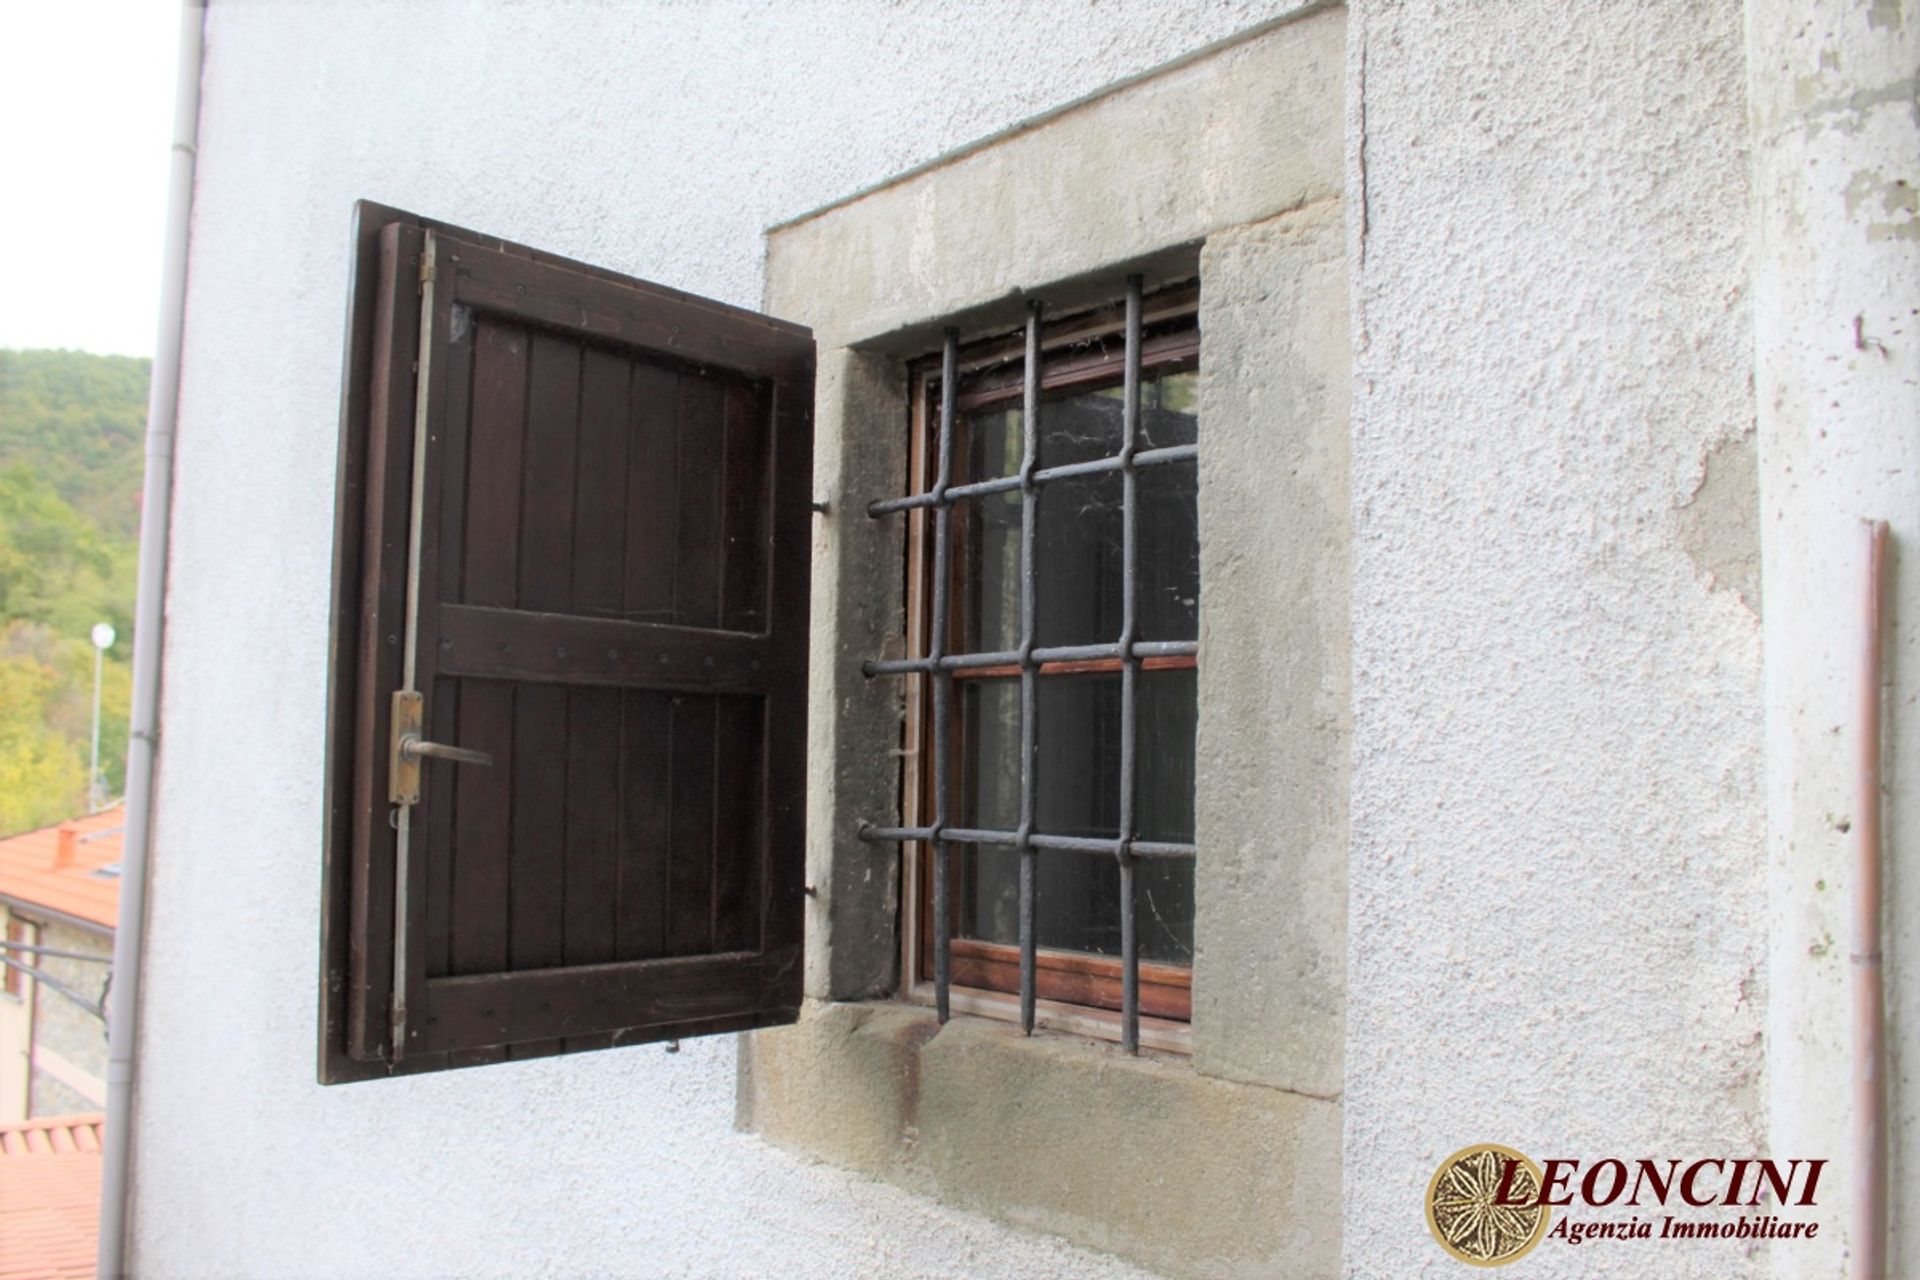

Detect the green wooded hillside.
[{"left": 0, "top": 349, "right": 143, "bottom": 835}]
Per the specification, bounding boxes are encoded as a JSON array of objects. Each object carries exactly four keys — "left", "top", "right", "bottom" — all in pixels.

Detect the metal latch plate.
[{"left": 389, "top": 690, "right": 423, "bottom": 805}]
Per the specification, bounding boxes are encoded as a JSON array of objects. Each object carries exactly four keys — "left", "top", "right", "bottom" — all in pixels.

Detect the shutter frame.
[{"left": 320, "top": 202, "right": 814, "bottom": 1083}]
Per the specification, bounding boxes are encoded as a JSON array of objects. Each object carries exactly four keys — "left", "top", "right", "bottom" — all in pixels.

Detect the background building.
[{"left": 0, "top": 807, "right": 118, "bottom": 1121}]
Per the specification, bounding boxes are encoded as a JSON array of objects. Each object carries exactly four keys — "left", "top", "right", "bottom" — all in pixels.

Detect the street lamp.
[{"left": 89, "top": 622, "right": 115, "bottom": 812}]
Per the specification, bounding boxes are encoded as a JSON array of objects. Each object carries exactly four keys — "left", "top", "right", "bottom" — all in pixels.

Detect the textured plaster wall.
[
  {"left": 1749, "top": 1, "right": 1920, "bottom": 1275},
  {"left": 132, "top": 2, "right": 1310, "bottom": 1275},
  {"left": 1342, "top": 3, "right": 1765, "bottom": 1278}
]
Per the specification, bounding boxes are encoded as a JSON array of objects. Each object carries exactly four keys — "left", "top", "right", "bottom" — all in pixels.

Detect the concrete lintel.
[{"left": 765, "top": 6, "right": 1345, "bottom": 349}]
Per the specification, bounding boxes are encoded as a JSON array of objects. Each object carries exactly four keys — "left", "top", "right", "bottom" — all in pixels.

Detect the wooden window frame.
[{"left": 897, "top": 288, "right": 1199, "bottom": 1052}]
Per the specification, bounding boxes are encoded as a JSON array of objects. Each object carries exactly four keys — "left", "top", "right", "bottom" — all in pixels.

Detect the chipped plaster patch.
[{"left": 1678, "top": 429, "right": 1762, "bottom": 617}]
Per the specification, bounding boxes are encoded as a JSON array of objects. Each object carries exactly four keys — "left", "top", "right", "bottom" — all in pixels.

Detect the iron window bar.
[{"left": 859, "top": 275, "right": 1195, "bottom": 1054}]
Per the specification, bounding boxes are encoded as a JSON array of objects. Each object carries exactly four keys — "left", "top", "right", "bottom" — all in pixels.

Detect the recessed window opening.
[{"left": 862, "top": 276, "right": 1200, "bottom": 1053}]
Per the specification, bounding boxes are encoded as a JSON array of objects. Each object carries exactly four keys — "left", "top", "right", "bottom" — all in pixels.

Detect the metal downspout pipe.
[{"left": 98, "top": 3, "right": 205, "bottom": 1275}]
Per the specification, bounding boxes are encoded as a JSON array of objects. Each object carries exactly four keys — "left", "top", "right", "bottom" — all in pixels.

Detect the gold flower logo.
[{"left": 1425, "top": 1144, "right": 1552, "bottom": 1267}]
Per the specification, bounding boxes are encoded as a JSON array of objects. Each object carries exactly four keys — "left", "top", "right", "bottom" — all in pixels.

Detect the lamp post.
[{"left": 89, "top": 622, "right": 116, "bottom": 812}]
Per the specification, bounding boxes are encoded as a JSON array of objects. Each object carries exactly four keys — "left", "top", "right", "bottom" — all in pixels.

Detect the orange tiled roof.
[
  {"left": 0, "top": 807, "right": 122, "bottom": 931},
  {"left": 0, "top": 1114, "right": 103, "bottom": 1280}
]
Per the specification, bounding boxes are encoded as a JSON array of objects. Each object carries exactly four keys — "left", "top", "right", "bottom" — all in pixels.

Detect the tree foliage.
[{"left": 0, "top": 349, "right": 144, "bottom": 834}]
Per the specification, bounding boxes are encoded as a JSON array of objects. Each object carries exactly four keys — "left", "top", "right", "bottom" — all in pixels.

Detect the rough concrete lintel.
[{"left": 764, "top": 5, "right": 1346, "bottom": 350}]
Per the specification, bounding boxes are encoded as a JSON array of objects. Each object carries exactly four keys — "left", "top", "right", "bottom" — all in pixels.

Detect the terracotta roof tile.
[
  {"left": 0, "top": 807, "right": 122, "bottom": 931},
  {"left": 0, "top": 1115, "right": 103, "bottom": 1279},
  {"left": 0, "top": 1116, "right": 104, "bottom": 1159}
]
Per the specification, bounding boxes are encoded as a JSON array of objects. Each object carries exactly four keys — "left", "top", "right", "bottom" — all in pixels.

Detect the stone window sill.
[{"left": 739, "top": 1001, "right": 1338, "bottom": 1280}]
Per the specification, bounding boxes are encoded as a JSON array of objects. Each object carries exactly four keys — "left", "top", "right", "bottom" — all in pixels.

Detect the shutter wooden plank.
[
  {"left": 463, "top": 318, "right": 530, "bottom": 616},
  {"left": 444, "top": 315, "right": 526, "bottom": 1069},
  {"left": 561, "top": 349, "right": 633, "bottom": 1052},
  {"left": 573, "top": 349, "right": 633, "bottom": 616},
  {"left": 711, "top": 696, "right": 762, "bottom": 951},
  {"left": 719, "top": 381, "right": 769, "bottom": 632},
  {"left": 507, "top": 687, "right": 569, "bottom": 972},
  {"left": 667, "top": 696, "right": 718, "bottom": 956},
  {"left": 674, "top": 375, "right": 726, "bottom": 629},
  {"left": 448, "top": 681, "right": 515, "bottom": 980},
  {"left": 423, "top": 286, "right": 478, "bottom": 1002},
  {"left": 506, "top": 331, "right": 581, "bottom": 1060},
  {"left": 425, "top": 676, "right": 460, "bottom": 982},
  {"left": 517, "top": 332, "right": 583, "bottom": 609},
  {"left": 563, "top": 687, "right": 622, "bottom": 965},
  {"left": 617, "top": 688, "right": 673, "bottom": 961},
  {"left": 611, "top": 358, "right": 680, "bottom": 967},
  {"left": 623, "top": 364, "right": 679, "bottom": 626},
  {"left": 507, "top": 681, "right": 568, "bottom": 1063}
]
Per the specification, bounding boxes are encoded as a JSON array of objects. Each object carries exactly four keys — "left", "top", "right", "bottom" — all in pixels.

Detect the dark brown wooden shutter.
[{"left": 320, "top": 202, "right": 812, "bottom": 1081}]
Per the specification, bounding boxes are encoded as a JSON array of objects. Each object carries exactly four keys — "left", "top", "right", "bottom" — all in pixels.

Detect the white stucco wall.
[
  {"left": 132, "top": 2, "right": 1303, "bottom": 1275},
  {"left": 1750, "top": 2, "right": 1920, "bottom": 1276},
  {"left": 1342, "top": 3, "right": 1767, "bottom": 1278}
]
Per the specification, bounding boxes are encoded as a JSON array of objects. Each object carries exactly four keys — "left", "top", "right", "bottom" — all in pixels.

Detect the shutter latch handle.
[
  {"left": 400, "top": 736, "right": 493, "bottom": 767},
  {"left": 389, "top": 689, "right": 492, "bottom": 805}
]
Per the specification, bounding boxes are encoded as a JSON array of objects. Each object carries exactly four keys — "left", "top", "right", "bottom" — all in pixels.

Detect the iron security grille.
[{"left": 860, "top": 276, "right": 1197, "bottom": 1054}]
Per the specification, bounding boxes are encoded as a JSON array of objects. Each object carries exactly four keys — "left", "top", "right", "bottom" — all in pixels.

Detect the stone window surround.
[{"left": 744, "top": 7, "right": 1351, "bottom": 1277}]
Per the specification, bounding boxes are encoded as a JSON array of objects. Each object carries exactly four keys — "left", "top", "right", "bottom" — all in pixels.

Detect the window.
[
  {"left": 3, "top": 915, "right": 37, "bottom": 1000},
  {"left": 320, "top": 202, "right": 815, "bottom": 1082},
  {"left": 863, "top": 277, "right": 1200, "bottom": 1052}
]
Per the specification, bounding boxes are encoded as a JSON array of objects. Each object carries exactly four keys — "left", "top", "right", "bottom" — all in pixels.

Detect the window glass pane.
[
  {"left": 1022, "top": 368, "right": 1197, "bottom": 650},
  {"left": 1032, "top": 473, "right": 1121, "bottom": 649},
  {"left": 956, "top": 668, "right": 1196, "bottom": 965},
  {"left": 1138, "top": 370, "right": 1197, "bottom": 450},
  {"left": 964, "top": 405, "right": 1022, "bottom": 483},
  {"left": 958, "top": 678, "right": 1019, "bottom": 831},
  {"left": 1136, "top": 667, "right": 1197, "bottom": 844},
  {"left": 1033, "top": 672, "right": 1117, "bottom": 837},
  {"left": 959, "top": 844, "right": 1021, "bottom": 948},
  {"left": 1038, "top": 382, "right": 1126, "bottom": 469},
  {"left": 1137, "top": 459, "right": 1198, "bottom": 643},
  {"left": 960, "top": 848, "right": 1192, "bottom": 965},
  {"left": 960, "top": 492, "right": 1021, "bottom": 655}
]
